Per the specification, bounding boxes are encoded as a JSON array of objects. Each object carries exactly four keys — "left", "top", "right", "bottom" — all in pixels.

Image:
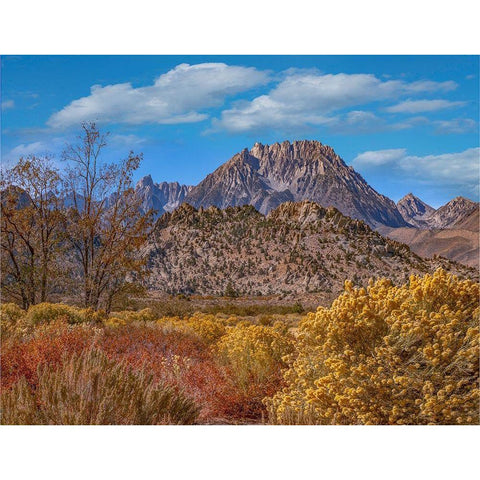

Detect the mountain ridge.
[
  {"left": 135, "top": 176, "right": 193, "bottom": 216},
  {"left": 133, "top": 139, "right": 478, "bottom": 269},
  {"left": 145, "top": 200, "right": 476, "bottom": 301},
  {"left": 180, "top": 140, "right": 408, "bottom": 228},
  {"left": 397, "top": 193, "right": 436, "bottom": 227}
]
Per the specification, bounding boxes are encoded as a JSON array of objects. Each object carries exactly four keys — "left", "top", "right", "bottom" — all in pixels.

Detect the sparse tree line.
[{"left": 1, "top": 123, "right": 154, "bottom": 312}]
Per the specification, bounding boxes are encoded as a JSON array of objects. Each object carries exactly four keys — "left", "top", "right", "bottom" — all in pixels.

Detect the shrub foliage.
[
  {"left": 2, "top": 348, "right": 199, "bottom": 425},
  {"left": 266, "top": 270, "right": 479, "bottom": 425},
  {"left": 216, "top": 323, "right": 294, "bottom": 390},
  {"left": 1, "top": 269, "right": 478, "bottom": 425}
]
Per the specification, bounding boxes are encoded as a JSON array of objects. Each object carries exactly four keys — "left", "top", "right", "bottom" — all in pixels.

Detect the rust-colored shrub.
[
  {"left": 97, "top": 325, "right": 243, "bottom": 423},
  {"left": 1, "top": 321, "right": 96, "bottom": 390}
]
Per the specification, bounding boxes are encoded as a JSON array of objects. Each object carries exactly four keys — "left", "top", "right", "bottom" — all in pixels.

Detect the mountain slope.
[
  {"left": 144, "top": 201, "right": 475, "bottom": 303},
  {"left": 397, "top": 193, "right": 436, "bottom": 227},
  {"left": 453, "top": 207, "right": 479, "bottom": 232},
  {"left": 378, "top": 225, "right": 479, "bottom": 269},
  {"left": 184, "top": 140, "right": 408, "bottom": 228},
  {"left": 425, "top": 196, "right": 478, "bottom": 229}
]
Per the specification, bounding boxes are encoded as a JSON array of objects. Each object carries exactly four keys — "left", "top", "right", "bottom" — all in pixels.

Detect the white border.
[
  {"left": 0, "top": 425, "right": 479, "bottom": 479},
  {"left": 1, "top": 1, "right": 479, "bottom": 478},
  {"left": 0, "top": 0, "right": 479, "bottom": 54}
]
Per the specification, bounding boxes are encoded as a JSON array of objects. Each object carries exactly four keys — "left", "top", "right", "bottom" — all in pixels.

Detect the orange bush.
[
  {"left": 97, "top": 325, "right": 243, "bottom": 423},
  {"left": 1, "top": 321, "right": 96, "bottom": 390}
]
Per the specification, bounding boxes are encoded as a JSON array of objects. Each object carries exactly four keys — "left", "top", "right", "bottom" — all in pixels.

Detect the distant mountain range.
[
  {"left": 137, "top": 140, "right": 407, "bottom": 228},
  {"left": 136, "top": 140, "right": 478, "bottom": 268},
  {"left": 135, "top": 176, "right": 193, "bottom": 216},
  {"left": 379, "top": 195, "right": 479, "bottom": 268},
  {"left": 397, "top": 193, "right": 436, "bottom": 228},
  {"left": 396, "top": 193, "right": 478, "bottom": 230}
]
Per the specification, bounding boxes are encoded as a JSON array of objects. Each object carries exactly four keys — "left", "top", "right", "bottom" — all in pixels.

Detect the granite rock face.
[
  {"left": 397, "top": 193, "right": 436, "bottom": 227},
  {"left": 425, "top": 196, "right": 478, "bottom": 230},
  {"left": 135, "top": 175, "right": 193, "bottom": 218},
  {"left": 183, "top": 140, "right": 408, "bottom": 228}
]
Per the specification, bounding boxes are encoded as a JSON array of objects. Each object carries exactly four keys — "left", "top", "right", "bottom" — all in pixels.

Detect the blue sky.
[{"left": 1, "top": 55, "right": 478, "bottom": 207}]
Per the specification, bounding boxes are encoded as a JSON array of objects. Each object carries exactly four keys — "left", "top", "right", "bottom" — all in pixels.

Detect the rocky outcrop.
[
  {"left": 183, "top": 140, "right": 408, "bottom": 228},
  {"left": 397, "top": 193, "right": 436, "bottom": 227},
  {"left": 135, "top": 175, "right": 193, "bottom": 218}
]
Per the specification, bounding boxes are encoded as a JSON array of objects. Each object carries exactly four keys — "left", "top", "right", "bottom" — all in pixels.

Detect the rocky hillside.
[
  {"left": 397, "top": 193, "right": 435, "bottom": 227},
  {"left": 135, "top": 175, "right": 193, "bottom": 217},
  {"left": 425, "top": 196, "right": 478, "bottom": 229},
  {"left": 183, "top": 140, "right": 408, "bottom": 228},
  {"left": 144, "top": 201, "right": 475, "bottom": 303}
]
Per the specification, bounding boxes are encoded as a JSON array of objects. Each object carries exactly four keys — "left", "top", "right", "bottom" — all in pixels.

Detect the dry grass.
[{"left": 1, "top": 348, "right": 199, "bottom": 425}]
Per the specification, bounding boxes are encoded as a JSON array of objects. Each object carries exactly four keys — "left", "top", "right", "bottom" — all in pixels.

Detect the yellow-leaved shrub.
[
  {"left": 266, "top": 269, "right": 479, "bottom": 425},
  {"left": 26, "top": 302, "right": 89, "bottom": 325},
  {"left": 157, "top": 313, "right": 227, "bottom": 345},
  {"left": 0, "top": 303, "right": 28, "bottom": 338},
  {"left": 104, "top": 308, "right": 156, "bottom": 326},
  {"left": 216, "top": 323, "right": 294, "bottom": 390}
]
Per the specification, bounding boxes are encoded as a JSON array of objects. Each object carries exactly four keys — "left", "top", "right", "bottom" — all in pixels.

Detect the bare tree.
[{"left": 62, "top": 123, "right": 153, "bottom": 311}]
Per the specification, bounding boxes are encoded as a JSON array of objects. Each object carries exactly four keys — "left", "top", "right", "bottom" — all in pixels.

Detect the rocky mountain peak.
[
  {"left": 426, "top": 196, "right": 479, "bottom": 229},
  {"left": 183, "top": 139, "right": 408, "bottom": 228},
  {"left": 137, "top": 174, "right": 154, "bottom": 189},
  {"left": 449, "top": 196, "right": 477, "bottom": 208},
  {"left": 135, "top": 176, "right": 193, "bottom": 218},
  {"left": 397, "top": 193, "right": 435, "bottom": 226}
]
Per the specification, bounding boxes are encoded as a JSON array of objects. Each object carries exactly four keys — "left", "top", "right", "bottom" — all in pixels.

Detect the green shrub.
[
  {"left": 1, "top": 348, "right": 199, "bottom": 425},
  {"left": 25, "top": 302, "right": 85, "bottom": 325}
]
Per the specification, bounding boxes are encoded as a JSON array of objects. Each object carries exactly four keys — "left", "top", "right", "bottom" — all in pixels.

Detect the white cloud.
[
  {"left": 433, "top": 118, "right": 476, "bottom": 134},
  {"left": 353, "top": 147, "right": 480, "bottom": 194},
  {"left": 352, "top": 148, "right": 407, "bottom": 167},
  {"left": 109, "top": 134, "right": 146, "bottom": 147},
  {"left": 401, "top": 148, "right": 479, "bottom": 188},
  {"left": 328, "top": 111, "right": 428, "bottom": 134},
  {"left": 47, "top": 63, "right": 270, "bottom": 129},
  {"left": 4, "top": 138, "right": 67, "bottom": 164},
  {"left": 9, "top": 141, "right": 52, "bottom": 157},
  {"left": 213, "top": 71, "right": 458, "bottom": 133},
  {"left": 385, "top": 99, "right": 466, "bottom": 114},
  {"left": 1, "top": 99, "right": 14, "bottom": 110}
]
